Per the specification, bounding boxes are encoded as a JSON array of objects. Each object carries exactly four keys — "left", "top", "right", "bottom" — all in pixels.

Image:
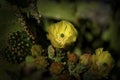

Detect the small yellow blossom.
[
  {"left": 90, "top": 48, "right": 114, "bottom": 78},
  {"left": 46, "top": 20, "right": 78, "bottom": 48},
  {"left": 31, "top": 44, "right": 42, "bottom": 56}
]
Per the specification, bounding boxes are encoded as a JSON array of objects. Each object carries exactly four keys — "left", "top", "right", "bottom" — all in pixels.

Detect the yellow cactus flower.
[
  {"left": 90, "top": 48, "right": 114, "bottom": 78},
  {"left": 46, "top": 20, "right": 78, "bottom": 48}
]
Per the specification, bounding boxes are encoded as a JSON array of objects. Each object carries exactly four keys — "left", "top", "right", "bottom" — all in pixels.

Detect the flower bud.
[{"left": 80, "top": 53, "right": 91, "bottom": 66}]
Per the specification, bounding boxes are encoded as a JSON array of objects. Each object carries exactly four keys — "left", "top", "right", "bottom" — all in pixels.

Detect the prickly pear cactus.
[{"left": 2, "top": 31, "right": 35, "bottom": 64}]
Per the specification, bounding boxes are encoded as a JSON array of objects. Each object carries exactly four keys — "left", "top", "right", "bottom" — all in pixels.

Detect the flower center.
[{"left": 60, "top": 33, "right": 64, "bottom": 38}]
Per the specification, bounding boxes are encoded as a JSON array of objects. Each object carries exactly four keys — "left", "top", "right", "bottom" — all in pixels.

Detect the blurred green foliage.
[{"left": 0, "top": 0, "right": 22, "bottom": 48}]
